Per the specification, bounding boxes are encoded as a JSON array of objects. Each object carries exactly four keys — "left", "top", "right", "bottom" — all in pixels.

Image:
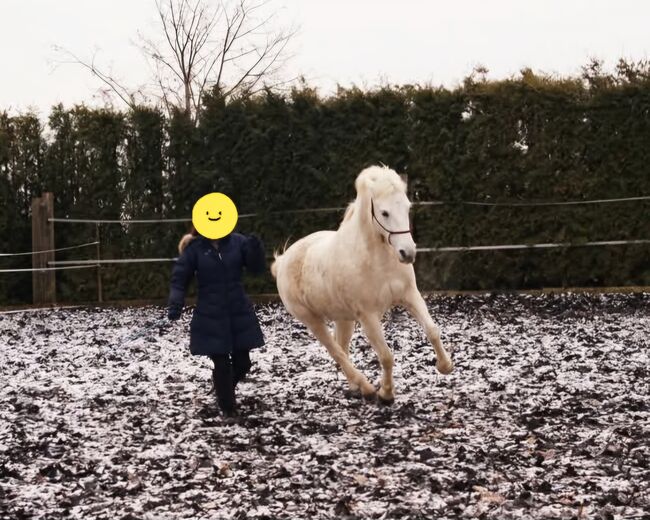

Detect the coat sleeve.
[
  {"left": 242, "top": 234, "right": 266, "bottom": 276},
  {"left": 168, "top": 246, "right": 196, "bottom": 318}
]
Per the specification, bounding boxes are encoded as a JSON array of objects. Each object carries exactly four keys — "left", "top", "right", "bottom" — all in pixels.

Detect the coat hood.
[{"left": 178, "top": 234, "right": 196, "bottom": 254}]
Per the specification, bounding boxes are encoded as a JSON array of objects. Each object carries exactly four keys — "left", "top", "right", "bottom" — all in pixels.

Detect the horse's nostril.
[{"left": 398, "top": 249, "right": 415, "bottom": 263}]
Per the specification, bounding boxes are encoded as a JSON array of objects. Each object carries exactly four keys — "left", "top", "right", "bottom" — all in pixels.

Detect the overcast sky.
[{"left": 1, "top": 0, "right": 649, "bottom": 115}]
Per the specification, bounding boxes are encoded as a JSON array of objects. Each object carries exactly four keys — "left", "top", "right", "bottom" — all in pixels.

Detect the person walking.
[{"left": 168, "top": 225, "right": 266, "bottom": 417}]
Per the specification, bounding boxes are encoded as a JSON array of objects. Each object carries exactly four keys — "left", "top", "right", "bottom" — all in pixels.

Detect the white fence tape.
[
  {"left": 415, "top": 195, "right": 650, "bottom": 208},
  {"left": 0, "top": 265, "right": 99, "bottom": 273},
  {"left": 49, "top": 217, "right": 191, "bottom": 224},
  {"left": 39, "top": 238, "right": 650, "bottom": 269},
  {"left": 0, "top": 241, "right": 99, "bottom": 257},
  {"left": 48, "top": 207, "right": 345, "bottom": 224},
  {"left": 46, "top": 195, "right": 650, "bottom": 226},
  {"left": 49, "top": 258, "right": 177, "bottom": 266},
  {"left": 417, "top": 239, "right": 650, "bottom": 253},
  {"left": 2, "top": 196, "right": 645, "bottom": 274}
]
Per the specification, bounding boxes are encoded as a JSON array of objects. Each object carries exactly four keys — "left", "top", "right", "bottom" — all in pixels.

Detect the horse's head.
[
  {"left": 357, "top": 166, "right": 417, "bottom": 264},
  {"left": 371, "top": 190, "right": 416, "bottom": 264}
]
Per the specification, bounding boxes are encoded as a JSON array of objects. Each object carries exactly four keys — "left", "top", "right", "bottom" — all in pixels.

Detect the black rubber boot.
[
  {"left": 211, "top": 355, "right": 236, "bottom": 416},
  {"left": 232, "top": 349, "right": 252, "bottom": 388}
]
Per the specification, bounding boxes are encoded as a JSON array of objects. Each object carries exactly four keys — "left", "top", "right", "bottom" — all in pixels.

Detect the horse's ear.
[
  {"left": 354, "top": 174, "right": 365, "bottom": 195},
  {"left": 355, "top": 169, "right": 375, "bottom": 196}
]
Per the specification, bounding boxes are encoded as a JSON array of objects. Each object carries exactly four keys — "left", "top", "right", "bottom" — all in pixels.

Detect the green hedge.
[{"left": 1, "top": 68, "right": 649, "bottom": 304}]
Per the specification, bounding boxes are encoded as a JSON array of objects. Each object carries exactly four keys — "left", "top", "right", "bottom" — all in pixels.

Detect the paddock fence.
[{"left": 1, "top": 185, "right": 649, "bottom": 305}]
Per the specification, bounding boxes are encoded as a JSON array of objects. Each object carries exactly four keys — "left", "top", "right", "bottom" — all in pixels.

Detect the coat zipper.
[{"left": 211, "top": 241, "right": 223, "bottom": 261}]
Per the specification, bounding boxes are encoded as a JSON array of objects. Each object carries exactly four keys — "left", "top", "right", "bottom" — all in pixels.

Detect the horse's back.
[
  {"left": 273, "top": 230, "right": 335, "bottom": 303},
  {"left": 281, "top": 230, "right": 335, "bottom": 264}
]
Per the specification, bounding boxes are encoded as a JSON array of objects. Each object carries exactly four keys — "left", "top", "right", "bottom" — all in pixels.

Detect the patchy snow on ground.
[{"left": 0, "top": 293, "right": 649, "bottom": 520}]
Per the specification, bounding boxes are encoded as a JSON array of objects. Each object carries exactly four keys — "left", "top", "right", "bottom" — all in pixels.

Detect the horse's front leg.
[
  {"left": 334, "top": 320, "right": 355, "bottom": 358},
  {"left": 359, "top": 315, "right": 395, "bottom": 404},
  {"left": 302, "top": 317, "right": 376, "bottom": 399},
  {"left": 403, "top": 289, "right": 454, "bottom": 374}
]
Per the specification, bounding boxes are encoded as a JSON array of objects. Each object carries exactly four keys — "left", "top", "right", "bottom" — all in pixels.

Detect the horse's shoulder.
[
  {"left": 308, "top": 230, "right": 335, "bottom": 239},
  {"left": 295, "top": 230, "right": 335, "bottom": 249}
]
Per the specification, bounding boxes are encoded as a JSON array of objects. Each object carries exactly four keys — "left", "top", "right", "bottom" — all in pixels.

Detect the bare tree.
[
  {"left": 56, "top": 0, "right": 295, "bottom": 120},
  {"left": 52, "top": 47, "right": 144, "bottom": 110}
]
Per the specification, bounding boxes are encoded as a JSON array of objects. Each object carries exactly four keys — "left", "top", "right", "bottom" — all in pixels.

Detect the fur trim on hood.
[{"left": 178, "top": 233, "right": 196, "bottom": 254}]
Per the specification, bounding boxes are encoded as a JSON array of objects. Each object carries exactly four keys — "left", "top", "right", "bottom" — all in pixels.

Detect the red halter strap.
[{"left": 370, "top": 199, "right": 412, "bottom": 245}]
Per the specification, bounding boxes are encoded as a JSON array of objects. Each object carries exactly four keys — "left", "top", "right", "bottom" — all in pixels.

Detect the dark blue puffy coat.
[{"left": 167, "top": 233, "right": 266, "bottom": 356}]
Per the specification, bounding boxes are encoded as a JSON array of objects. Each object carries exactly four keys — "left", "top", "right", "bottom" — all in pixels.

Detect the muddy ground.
[{"left": 1, "top": 293, "right": 649, "bottom": 519}]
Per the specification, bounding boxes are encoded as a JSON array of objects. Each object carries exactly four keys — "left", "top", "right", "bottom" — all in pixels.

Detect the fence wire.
[
  {"left": 39, "top": 238, "right": 650, "bottom": 269},
  {"left": 0, "top": 265, "right": 99, "bottom": 274},
  {"left": 0, "top": 241, "right": 99, "bottom": 257},
  {"left": 46, "top": 195, "right": 650, "bottom": 226},
  {"left": 1, "top": 195, "right": 645, "bottom": 274},
  {"left": 418, "top": 239, "right": 650, "bottom": 253}
]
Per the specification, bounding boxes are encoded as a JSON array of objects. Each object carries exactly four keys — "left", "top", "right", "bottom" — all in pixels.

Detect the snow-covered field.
[{"left": 1, "top": 293, "right": 649, "bottom": 520}]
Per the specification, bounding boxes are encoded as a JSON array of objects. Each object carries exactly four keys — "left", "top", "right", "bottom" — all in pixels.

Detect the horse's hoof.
[
  {"left": 437, "top": 359, "right": 454, "bottom": 375},
  {"left": 378, "top": 394, "right": 395, "bottom": 406},
  {"left": 362, "top": 390, "right": 377, "bottom": 402},
  {"left": 344, "top": 388, "right": 362, "bottom": 399}
]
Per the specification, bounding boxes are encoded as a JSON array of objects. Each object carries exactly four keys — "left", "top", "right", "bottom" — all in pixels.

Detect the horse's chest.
[
  {"left": 343, "top": 266, "right": 408, "bottom": 312},
  {"left": 372, "top": 276, "right": 408, "bottom": 307}
]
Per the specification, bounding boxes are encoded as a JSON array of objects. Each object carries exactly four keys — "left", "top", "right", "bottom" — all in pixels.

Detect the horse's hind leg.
[
  {"left": 359, "top": 315, "right": 395, "bottom": 404},
  {"left": 403, "top": 289, "right": 453, "bottom": 374},
  {"left": 334, "top": 320, "right": 355, "bottom": 358},
  {"left": 303, "top": 317, "right": 376, "bottom": 398}
]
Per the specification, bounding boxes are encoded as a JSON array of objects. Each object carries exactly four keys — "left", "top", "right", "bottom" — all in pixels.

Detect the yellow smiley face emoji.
[{"left": 192, "top": 193, "right": 239, "bottom": 239}]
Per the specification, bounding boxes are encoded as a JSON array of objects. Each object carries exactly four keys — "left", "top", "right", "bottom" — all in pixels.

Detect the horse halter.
[{"left": 370, "top": 199, "right": 412, "bottom": 245}]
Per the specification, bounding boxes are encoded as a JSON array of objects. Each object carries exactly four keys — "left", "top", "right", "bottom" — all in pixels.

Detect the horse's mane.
[
  {"left": 363, "top": 165, "right": 407, "bottom": 198},
  {"left": 341, "top": 166, "right": 406, "bottom": 226},
  {"left": 342, "top": 203, "right": 355, "bottom": 222}
]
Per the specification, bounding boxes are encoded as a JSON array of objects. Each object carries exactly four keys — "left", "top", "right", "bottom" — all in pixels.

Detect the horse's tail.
[
  {"left": 270, "top": 254, "right": 279, "bottom": 279},
  {"left": 270, "top": 238, "right": 292, "bottom": 279}
]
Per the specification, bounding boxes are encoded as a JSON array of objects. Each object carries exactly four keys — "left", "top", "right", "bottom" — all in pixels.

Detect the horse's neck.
[{"left": 341, "top": 199, "right": 388, "bottom": 255}]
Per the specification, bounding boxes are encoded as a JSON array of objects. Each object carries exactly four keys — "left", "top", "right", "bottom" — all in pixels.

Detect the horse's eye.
[{"left": 382, "top": 211, "right": 389, "bottom": 218}]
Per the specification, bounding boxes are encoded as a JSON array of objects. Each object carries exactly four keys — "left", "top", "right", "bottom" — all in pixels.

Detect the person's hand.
[{"left": 168, "top": 306, "right": 182, "bottom": 321}]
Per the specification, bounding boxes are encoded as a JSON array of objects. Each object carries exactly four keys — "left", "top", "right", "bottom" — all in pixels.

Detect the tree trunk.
[{"left": 184, "top": 82, "right": 192, "bottom": 116}]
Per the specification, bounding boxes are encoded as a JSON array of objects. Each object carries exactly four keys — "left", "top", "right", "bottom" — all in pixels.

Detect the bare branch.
[
  {"left": 60, "top": 0, "right": 296, "bottom": 121},
  {"left": 245, "top": 73, "right": 302, "bottom": 98},
  {"left": 215, "top": 4, "right": 247, "bottom": 90},
  {"left": 52, "top": 46, "right": 138, "bottom": 109},
  {"left": 223, "top": 26, "right": 294, "bottom": 99}
]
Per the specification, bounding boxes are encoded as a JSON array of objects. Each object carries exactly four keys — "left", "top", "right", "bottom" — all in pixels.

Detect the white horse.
[{"left": 271, "top": 165, "right": 453, "bottom": 403}]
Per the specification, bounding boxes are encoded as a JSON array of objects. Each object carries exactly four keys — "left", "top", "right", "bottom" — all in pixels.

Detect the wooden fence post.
[
  {"left": 96, "top": 224, "right": 103, "bottom": 303},
  {"left": 32, "top": 192, "right": 56, "bottom": 305}
]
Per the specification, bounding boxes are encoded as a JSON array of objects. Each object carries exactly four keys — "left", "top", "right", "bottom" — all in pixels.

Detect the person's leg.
[
  {"left": 211, "top": 354, "right": 236, "bottom": 415},
  {"left": 232, "top": 349, "right": 252, "bottom": 387}
]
